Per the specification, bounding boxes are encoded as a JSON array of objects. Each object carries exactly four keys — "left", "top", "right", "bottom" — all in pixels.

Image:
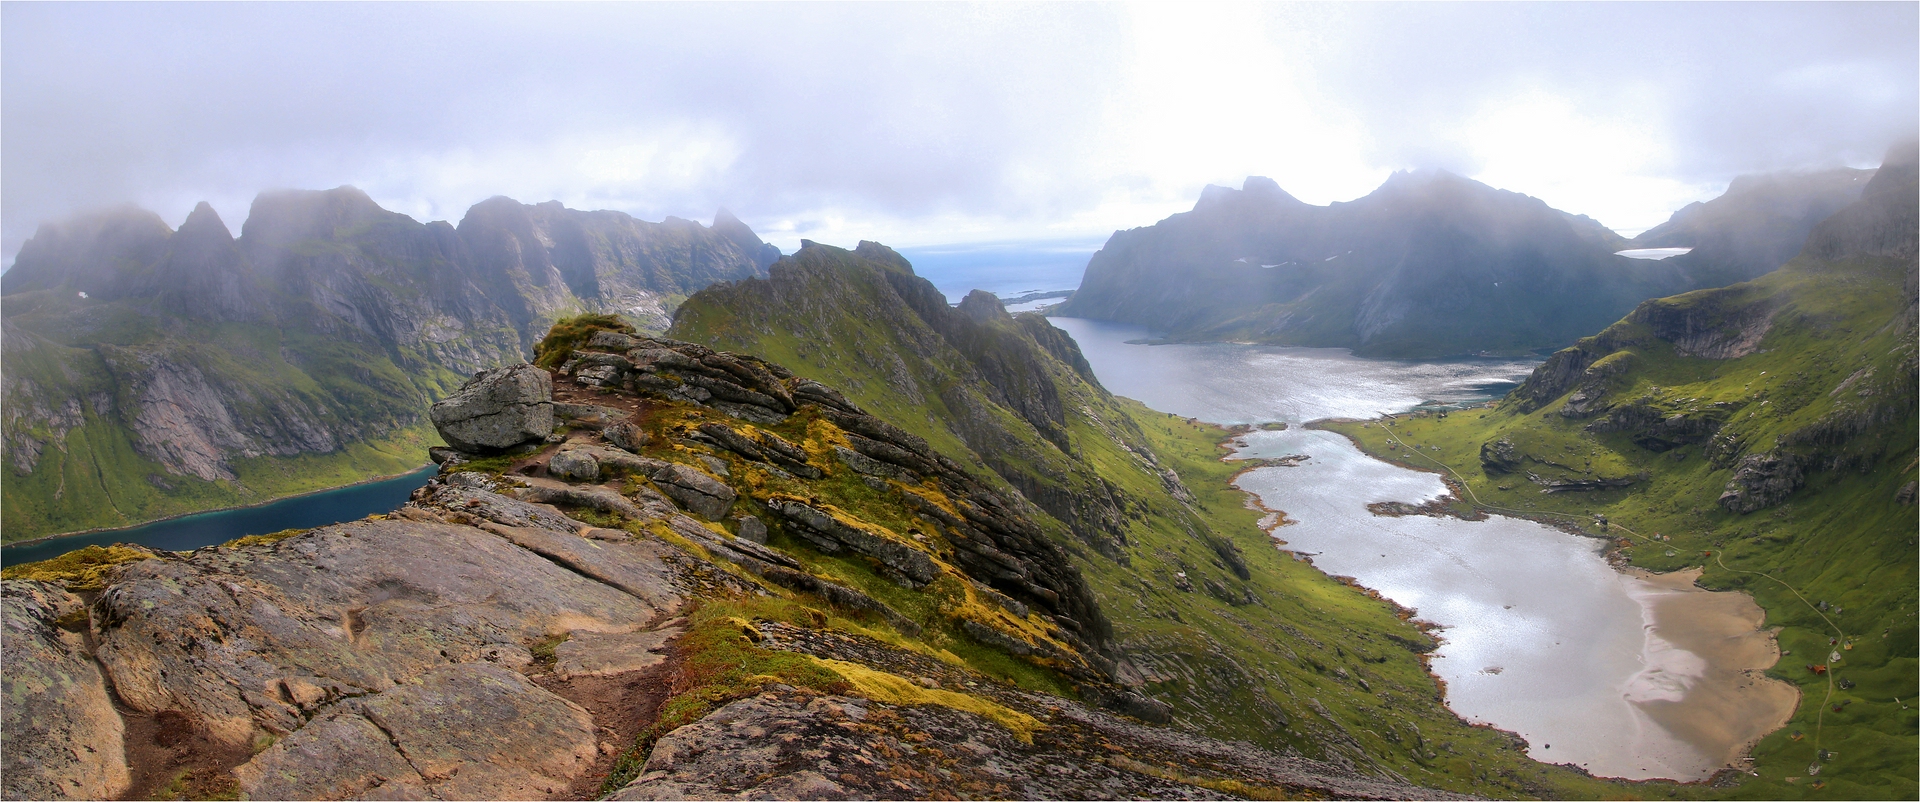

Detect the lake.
[
  {"left": 0, "top": 465, "right": 437, "bottom": 566},
  {"left": 1049, "top": 316, "right": 1787, "bottom": 781}
]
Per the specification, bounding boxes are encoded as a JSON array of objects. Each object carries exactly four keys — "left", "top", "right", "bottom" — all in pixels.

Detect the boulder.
[
  {"left": 430, "top": 364, "right": 554, "bottom": 453},
  {"left": 555, "top": 402, "right": 628, "bottom": 428},
  {"left": 604, "top": 422, "right": 651, "bottom": 452},
  {"left": 548, "top": 449, "right": 601, "bottom": 482},
  {"left": 569, "top": 352, "right": 634, "bottom": 388},
  {"left": 734, "top": 514, "right": 769, "bottom": 544},
  {"left": 651, "top": 463, "right": 737, "bottom": 519},
  {"left": 2, "top": 581, "right": 130, "bottom": 800}
]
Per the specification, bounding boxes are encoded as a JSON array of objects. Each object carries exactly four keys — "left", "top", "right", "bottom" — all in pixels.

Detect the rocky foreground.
[{"left": 4, "top": 330, "right": 1462, "bottom": 801}]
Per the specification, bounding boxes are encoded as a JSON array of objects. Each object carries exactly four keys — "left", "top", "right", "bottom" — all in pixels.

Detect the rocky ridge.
[{"left": 1, "top": 332, "right": 1457, "bottom": 801}]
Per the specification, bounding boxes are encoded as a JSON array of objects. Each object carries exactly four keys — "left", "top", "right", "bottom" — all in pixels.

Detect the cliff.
[
  {"left": 1055, "top": 171, "right": 1691, "bottom": 357},
  {"left": 0, "top": 189, "right": 778, "bottom": 540}
]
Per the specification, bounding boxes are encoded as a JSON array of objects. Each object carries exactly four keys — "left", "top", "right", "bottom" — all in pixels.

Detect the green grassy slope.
[
  {"left": 1321, "top": 160, "right": 1919, "bottom": 799},
  {"left": 669, "top": 242, "right": 1651, "bottom": 797}
]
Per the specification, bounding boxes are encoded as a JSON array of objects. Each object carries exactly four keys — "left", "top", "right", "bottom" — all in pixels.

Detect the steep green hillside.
[
  {"left": 1324, "top": 145, "right": 1919, "bottom": 800},
  {"left": 1, "top": 190, "right": 777, "bottom": 541},
  {"left": 669, "top": 241, "right": 1649, "bottom": 797}
]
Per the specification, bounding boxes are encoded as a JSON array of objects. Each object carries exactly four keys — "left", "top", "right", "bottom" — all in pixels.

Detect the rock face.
[
  {"left": 1, "top": 187, "right": 778, "bottom": 541},
  {"left": 1, "top": 581, "right": 130, "bottom": 800},
  {"left": 430, "top": 364, "right": 556, "bottom": 452}
]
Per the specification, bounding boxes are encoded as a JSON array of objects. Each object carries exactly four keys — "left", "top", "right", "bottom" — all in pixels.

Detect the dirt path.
[{"left": 531, "top": 633, "right": 684, "bottom": 800}]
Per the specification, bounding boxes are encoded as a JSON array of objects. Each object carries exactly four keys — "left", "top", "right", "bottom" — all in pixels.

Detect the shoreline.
[
  {"left": 0, "top": 463, "right": 436, "bottom": 552},
  {"left": 1233, "top": 420, "right": 1796, "bottom": 782},
  {"left": 1625, "top": 567, "right": 1801, "bottom": 773}
]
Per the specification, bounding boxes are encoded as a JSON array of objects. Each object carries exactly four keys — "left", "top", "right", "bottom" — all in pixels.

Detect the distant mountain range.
[
  {"left": 1056, "top": 165, "right": 1875, "bottom": 357},
  {"left": 1, "top": 188, "right": 776, "bottom": 539},
  {"left": 1629, "top": 166, "right": 1871, "bottom": 288}
]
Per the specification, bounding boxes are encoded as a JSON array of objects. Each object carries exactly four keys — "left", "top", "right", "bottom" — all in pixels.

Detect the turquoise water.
[{"left": 1, "top": 465, "right": 436, "bottom": 565}]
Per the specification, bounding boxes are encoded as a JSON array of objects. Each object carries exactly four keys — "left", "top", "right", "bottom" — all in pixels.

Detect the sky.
[{"left": 4, "top": 2, "right": 1915, "bottom": 267}]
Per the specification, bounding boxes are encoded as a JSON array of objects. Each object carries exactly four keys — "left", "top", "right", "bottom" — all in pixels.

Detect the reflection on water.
[
  {"left": 1233, "top": 430, "right": 1710, "bottom": 779},
  {"left": 1048, "top": 317, "right": 1539, "bottom": 424},
  {"left": 1051, "top": 316, "right": 1723, "bottom": 780}
]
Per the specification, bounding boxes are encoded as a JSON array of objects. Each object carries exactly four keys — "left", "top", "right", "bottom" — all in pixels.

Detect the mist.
[{"left": 4, "top": 2, "right": 1914, "bottom": 266}]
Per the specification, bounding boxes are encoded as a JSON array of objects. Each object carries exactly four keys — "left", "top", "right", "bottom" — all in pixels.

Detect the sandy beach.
[{"left": 1627, "top": 568, "right": 1800, "bottom": 771}]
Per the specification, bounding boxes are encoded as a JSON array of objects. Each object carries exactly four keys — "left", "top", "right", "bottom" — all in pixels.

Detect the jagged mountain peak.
[
  {"left": 957, "top": 288, "right": 1012, "bottom": 323},
  {"left": 176, "top": 201, "right": 235, "bottom": 242},
  {"left": 851, "top": 240, "right": 914, "bottom": 274},
  {"left": 1864, "top": 138, "right": 1919, "bottom": 200},
  {"left": 240, "top": 185, "right": 397, "bottom": 252},
  {"left": 1192, "top": 175, "right": 1307, "bottom": 213},
  {"left": 1359, "top": 167, "right": 1526, "bottom": 209},
  {"left": 0, "top": 204, "right": 173, "bottom": 297}
]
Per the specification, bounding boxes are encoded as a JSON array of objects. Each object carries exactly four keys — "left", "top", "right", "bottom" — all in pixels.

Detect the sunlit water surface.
[{"left": 1050, "top": 316, "right": 1720, "bottom": 780}]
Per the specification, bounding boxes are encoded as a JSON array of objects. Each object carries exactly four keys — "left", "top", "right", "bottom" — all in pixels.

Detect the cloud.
[{"left": 3, "top": 2, "right": 1913, "bottom": 263}]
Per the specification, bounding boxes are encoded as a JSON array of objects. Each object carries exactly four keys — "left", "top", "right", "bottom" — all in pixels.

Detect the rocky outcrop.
[
  {"left": 1718, "top": 451, "right": 1807, "bottom": 513},
  {"left": 1527, "top": 472, "right": 1639, "bottom": 493},
  {"left": 231, "top": 664, "right": 597, "bottom": 800},
  {"left": 430, "top": 363, "right": 556, "bottom": 452},
  {"left": 650, "top": 463, "right": 737, "bottom": 520},
  {"left": 1, "top": 581, "right": 129, "bottom": 800},
  {"left": 1624, "top": 291, "right": 1778, "bottom": 360},
  {"left": 765, "top": 497, "right": 939, "bottom": 586},
  {"left": 1478, "top": 438, "right": 1520, "bottom": 474}
]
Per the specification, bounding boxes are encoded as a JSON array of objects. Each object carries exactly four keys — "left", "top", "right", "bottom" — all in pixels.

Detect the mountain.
[
  {"left": 1324, "top": 141, "right": 1918, "bottom": 800},
  {"left": 1056, "top": 171, "right": 1693, "bottom": 357},
  {"left": 0, "top": 188, "right": 777, "bottom": 540},
  {"left": 663, "top": 241, "right": 1634, "bottom": 796},
  {"left": 3, "top": 325, "right": 1486, "bottom": 801},
  {"left": 1631, "top": 166, "right": 1872, "bottom": 288}
]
